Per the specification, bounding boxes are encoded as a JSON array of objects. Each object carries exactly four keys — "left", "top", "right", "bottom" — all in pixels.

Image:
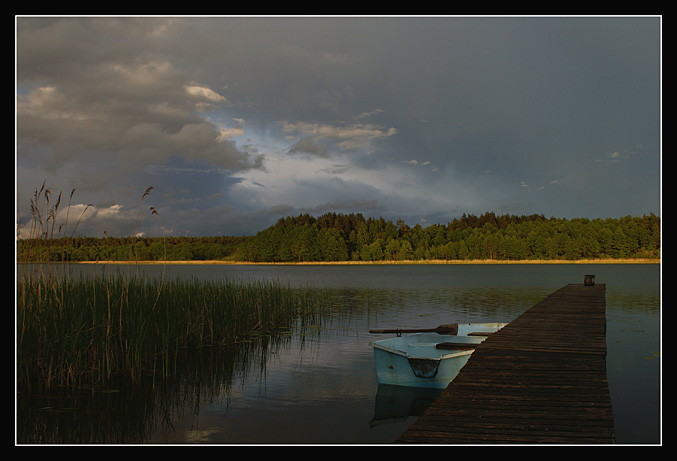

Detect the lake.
[{"left": 16, "top": 263, "right": 661, "bottom": 444}]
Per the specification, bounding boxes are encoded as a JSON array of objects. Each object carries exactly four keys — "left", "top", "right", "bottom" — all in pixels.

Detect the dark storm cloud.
[{"left": 16, "top": 16, "right": 661, "bottom": 237}]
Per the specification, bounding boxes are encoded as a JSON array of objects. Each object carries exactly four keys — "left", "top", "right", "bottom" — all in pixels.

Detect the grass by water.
[
  {"left": 16, "top": 270, "right": 329, "bottom": 392},
  {"left": 78, "top": 258, "right": 660, "bottom": 265},
  {"left": 17, "top": 184, "right": 336, "bottom": 393}
]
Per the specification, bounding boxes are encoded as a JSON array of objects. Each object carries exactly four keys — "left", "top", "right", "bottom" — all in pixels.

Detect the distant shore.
[{"left": 75, "top": 258, "right": 660, "bottom": 266}]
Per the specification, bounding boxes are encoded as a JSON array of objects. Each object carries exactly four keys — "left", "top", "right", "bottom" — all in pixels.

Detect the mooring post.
[{"left": 584, "top": 274, "right": 595, "bottom": 286}]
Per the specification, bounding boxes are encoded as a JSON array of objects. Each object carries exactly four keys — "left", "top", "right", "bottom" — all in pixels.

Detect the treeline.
[
  {"left": 17, "top": 235, "right": 247, "bottom": 263},
  {"left": 235, "top": 212, "right": 661, "bottom": 262},
  {"left": 17, "top": 212, "right": 661, "bottom": 263}
]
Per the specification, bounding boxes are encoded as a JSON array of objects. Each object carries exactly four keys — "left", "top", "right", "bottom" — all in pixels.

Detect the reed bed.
[
  {"left": 17, "top": 183, "right": 332, "bottom": 392},
  {"left": 17, "top": 272, "right": 329, "bottom": 392}
]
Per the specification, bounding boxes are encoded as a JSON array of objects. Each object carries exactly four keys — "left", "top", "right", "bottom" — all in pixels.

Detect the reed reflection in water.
[
  {"left": 16, "top": 263, "right": 660, "bottom": 444},
  {"left": 17, "top": 339, "right": 291, "bottom": 444}
]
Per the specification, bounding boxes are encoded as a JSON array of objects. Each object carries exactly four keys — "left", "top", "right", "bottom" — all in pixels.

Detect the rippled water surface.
[{"left": 17, "top": 263, "right": 661, "bottom": 444}]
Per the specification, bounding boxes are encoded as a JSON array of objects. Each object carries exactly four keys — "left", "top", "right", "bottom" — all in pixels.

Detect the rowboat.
[{"left": 369, "top": 323, "right": 507, "bottom": 389}]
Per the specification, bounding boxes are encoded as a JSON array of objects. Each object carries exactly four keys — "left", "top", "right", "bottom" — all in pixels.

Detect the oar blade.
[{"left": 369, "top": 323, "right": 459, "bottom": 335}]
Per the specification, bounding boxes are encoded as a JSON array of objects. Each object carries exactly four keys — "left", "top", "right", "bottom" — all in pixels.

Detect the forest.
[{"left": 17, "top": 211, "right": 661, "bottom": 263}]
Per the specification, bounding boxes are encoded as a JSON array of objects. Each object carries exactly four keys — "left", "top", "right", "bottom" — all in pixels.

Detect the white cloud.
[
  {"left": 184, "top": 84, "right": 227, "bottom": 103},
  {"left": 110, "top": 60, "right": 177, "bottom": 88},
  {"left": 92, "top": 203, "right": 124, "bottom": 219},
  {"left": 216, "top": 118, "right": 245, "bottom": 141},
  {"left": 228, "top": 143, "right": 484, "bottom": 226},
  {"left": 280, "top": 121, "right": 398, "bottom": 156},
  {"left": 16, "top": 17, "right": 660, "bottom": 236}
]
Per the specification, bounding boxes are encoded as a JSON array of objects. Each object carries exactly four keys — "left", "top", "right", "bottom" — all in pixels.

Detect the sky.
[{"left": 15, "top": 16, "right": 661, "bottom": 238}]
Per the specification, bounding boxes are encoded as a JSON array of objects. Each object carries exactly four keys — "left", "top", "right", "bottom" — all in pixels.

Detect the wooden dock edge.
[{"left": 396, "top": 282, "right": 614, "bottom": 444}]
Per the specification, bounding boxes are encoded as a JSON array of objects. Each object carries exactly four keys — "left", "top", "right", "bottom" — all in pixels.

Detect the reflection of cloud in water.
[
  {"left": 354, "top": 286, "right": 551, "bottom": 327},
  {"left": 183, "top": 427, "right": 223, "bottom": 443}
]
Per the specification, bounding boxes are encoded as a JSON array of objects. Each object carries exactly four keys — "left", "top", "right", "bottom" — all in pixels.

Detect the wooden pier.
[{"left": 397, "top": 282, "right": 614, "bottom": 444}]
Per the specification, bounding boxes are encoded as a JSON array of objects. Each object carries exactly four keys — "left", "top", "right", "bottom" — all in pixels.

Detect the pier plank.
[{"left": 396, "top": 283, "right": 614, "bottom": 444}]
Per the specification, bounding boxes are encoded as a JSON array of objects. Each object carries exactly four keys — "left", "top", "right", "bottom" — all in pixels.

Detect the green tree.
[
  {"left": 292, "top": 227, "right": 319, "bottom": 262},
  {"left": 369, "top": 239, "right": 384, "bottom": 261},
  {"left": 359, "top": 243, "right": 372, "bottom": 261},
  {"left": 399, "top": 240, "right": 414, "bottom": 260},
  {"left": 612, "top": 227, "right": 629, "bottom": 258},
  {"left": 318, "top": 228, "right": 348, "bottom": 261},
  {"left": 384, "top": 239, "right": 400, "bottom": 260}
]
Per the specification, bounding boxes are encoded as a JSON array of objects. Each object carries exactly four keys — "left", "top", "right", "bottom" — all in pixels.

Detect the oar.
[{"left": 369, "top": 323, "right": 459, "bottom": 335}]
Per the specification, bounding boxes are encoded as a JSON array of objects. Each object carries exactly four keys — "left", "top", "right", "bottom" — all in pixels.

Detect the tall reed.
[
  {"left": 17, "top": 183, "right": 331, "bottom": 391},
  {"left": 17, "top": 273, "right": 329, "bottom": 392}
]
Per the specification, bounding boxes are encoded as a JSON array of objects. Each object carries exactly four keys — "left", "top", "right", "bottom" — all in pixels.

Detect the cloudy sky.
[{"left": 16, "top": 16, "right": 661, "bottom": 238}]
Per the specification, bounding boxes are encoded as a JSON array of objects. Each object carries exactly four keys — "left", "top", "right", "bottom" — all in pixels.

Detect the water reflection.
[
  {"left": 370, "top": 384, "right": 443, "bottom": 427},
  {"left": 16, "top": 263, "right": 660, "bottom": 444},
  {"left": 17, "top": 335, "right": 296, "bottom": 444}
]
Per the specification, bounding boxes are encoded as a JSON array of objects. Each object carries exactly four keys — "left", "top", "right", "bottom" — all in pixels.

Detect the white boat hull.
[{"left": 370, "top": 323, "right": 506, "bottom": 389}]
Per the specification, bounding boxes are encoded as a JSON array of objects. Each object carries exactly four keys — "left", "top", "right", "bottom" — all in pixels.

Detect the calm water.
[{"left": 17, "top": 263, "right": 661, "bottom": 444}]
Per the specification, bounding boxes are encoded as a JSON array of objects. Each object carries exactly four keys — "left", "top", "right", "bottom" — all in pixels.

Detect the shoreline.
[{"left": 71, "top": 258, "right": 660, "bottom": 266}]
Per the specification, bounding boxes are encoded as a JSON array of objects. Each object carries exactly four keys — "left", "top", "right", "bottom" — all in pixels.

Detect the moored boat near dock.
[
  {"left": 396, "top": 282, "right": 615, "bottom": 444},
  {"left": 369, "top": 323, "right": 507, "bottom": 389}
]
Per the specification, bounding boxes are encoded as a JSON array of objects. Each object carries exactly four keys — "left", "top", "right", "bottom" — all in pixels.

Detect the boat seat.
[{"left": 435, "top": 342, "right": 478, "bottom": 351}]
